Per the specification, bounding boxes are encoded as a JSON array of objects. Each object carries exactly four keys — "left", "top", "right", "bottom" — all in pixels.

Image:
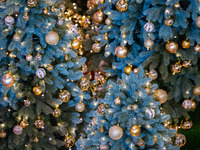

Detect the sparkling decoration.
[
  {"left": 13, "top": 33, "right": 21, "bottom": 41},
  {"left": 148, "top": 70, "right": 158, "bottom": 80},
  {"left": 3, "top": 95, "right": 8, "bottom": 101},
  {"left": 116, "top": 0, "right": 128, "bottom": 12},
  {"left": 1, "top": 73, "right": 15, "bottom": 87},
  {"left": 182, "top": 39, "right": 190, "bottom": 49},
  {"left": 91, "top": 117, "right": 98, "bottom": 126},
  {"left": 130, "top": 125, "right": 141, "bottom": 136},
  {"left": 34, "top": 137, "right": 39, "bottom": 143},
  {"left": 138, "top": 138, "right": 145, "bottom": 147},
  {"left": 154, "top": 89, "right": 168, "bottom": 104},
  {"left": 20, "top": 120, "right": 28, "bottom": 128},
  {"left": 182, "top": 99, "right": 192, "bottom": 110},
  {"left": 43, "top": 8, "right": 48, "bottom": 14},
  {"left": 24, "top": 99, "right": 31, "bottom": 106},
  {"left": 114, "top": 97, "right": 121, "bottom": 105},
  {"left": 109, "top": 125, "right": 123, "bottom": 140},
  {"left": 115, "top": 46, "right": 128, "bottom": 58},
  {"left": 100, "top": 143, "right": 110, "bottom": 150},
  {"left": 190, "top": 100, "right": 197, "bottom": 110},
  {"left": 34, "top": 119, "right": 44, "bottom": 129},
  {"left": 71, "top": 39, "right": 81, "bottom": 49},
  {"left": 182, "top": 60, "right": 192, "bottom": 68},
  {"left": 5, "top": 16, "right": 15, "bottom": 26},
  {"left": 35, "top": 53, "right": 42, "bottom": 60},
  {"left": 165, "top": 18, "right": 173, "bottom": 26},
  {"left": 181, "top": 120, "right": 193, "bottom": 130},
  {"left": 93, "top": 10, "right": 104, "bottom": 24},
  {"left": 194, "top": 44, "right": 200, "bottom": 52},
  {"left": 165, "top": 41, "right": 178, "bottom": 53},
  {"left": 59, "top": 90, "right": 71, "bottom": 103},
  {"left": 193, "top": 86, "right": 200, "bottom": 95},
  {"left": 105, "top": 17, "right": 112, "bottom": 25},
  {"left": 75, "top": 101, "right": 85, "bottom": 112},
  {"left": 82, "top": 65, "right": 87, "bottom": 73},
  {"left": 36, "top": 68, "right": 46, "bottom": 79},
  {"left": 64, "top": 135, "right": 75, "bottom": 148},
  {"left": 124, "top": 66, "right": 132, "bottom": 74},
  {"left": 171, "top": 63, "right": 182, "bottom": 74},
  {"left": 0, "top": 130, "right": 6, "bottom": 138},
  {"left": 47, "top": 64, "right": 53, "bottom": 71},
  {"left": 33, "top": 86, "right": 42, "bottom": 96},
  {"left": 45, "top": 31, "right": 59, "bottom": 45},
  {"left": 91, "top": 0, "right": 99, "bottom": 7},
  {"left": 80, "top": 77, "right": 90, "bottom": 91},
  {"left": 175, "top": 133, "right": 186, "bottom": 147},
  {"left": 64, "top": 54, "right": 69, "bottom": 61},
  {"left": 92, "top": 42, "right": 101, "bottom": 53},
  {"left": 146, "top": 108, "right": 155, "bottom": 119},
  {"left": 196, "top": 16, "right": 200, "bottom": 28},
  {"left": 144, "top": 22, "right": 154, "bottom": 32},
  {"left": 144, "top": 38, "right": 154, "bottom": 50},
  {"left": 98, "top": 103, "right": 106, "bottom": 115},
  {"left": 52, "top": 108, "right": 61, "bottom": 118},
  {"left": 51, "top": 6, "right": 55, "bottom": 12},
  {"left": 13, "top": 125, "right": 23, "bottom": 135},
  {"left": 27, "top": 0, "right": 37, "bottom": 7},
  {"left": 26, "top": 54, "right": 33, "bottom": 61}
]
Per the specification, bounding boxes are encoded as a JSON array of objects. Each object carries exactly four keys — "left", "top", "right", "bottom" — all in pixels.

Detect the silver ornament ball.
[
  {"left": 75, "top": 101, "right": 85, "bottom": 112},
  {"left": 109, "top": 125, "right": 123, "bottom": 140},
  {"left": 45, "top": 31, "right": 60, "bottom": 45}
]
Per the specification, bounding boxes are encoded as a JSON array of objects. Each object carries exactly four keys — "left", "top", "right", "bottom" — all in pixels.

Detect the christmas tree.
[
  {"left": 76, "top": 67, "right": 180, "bottom": 149},
  {"left": 0, "top": 0, "right": 90, "bottom": 149}
]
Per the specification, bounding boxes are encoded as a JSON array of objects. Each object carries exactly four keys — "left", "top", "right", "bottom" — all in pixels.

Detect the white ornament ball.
[
  {"left": 146, "top": 108, "right": 155, "bottom": 119},
  {"left": 182, "top": 99, "right": 192, "bottom": 110},
  {"left": 144, "top": 22, "right": 154, "bottom": 32},
  {"left": 13, "top": 125, "right": 23, "bottom": 135},
  {"left": 5, "top": 16, "right": 15, "bottom": 26},
  {"left": 45, "top": 31, "right": 59, "bottom": 45},
  {"left": 100, "top": 143, "right": 110, "bottom": 150},
  {"left": 75, "top": 101, "right": 85, "bottom": 112},
  {"left": 109, "top": 125, "right": 123, "bottom": 140},
  {"left": 36, "top": 68, "right": 46, "bottom": 79}
]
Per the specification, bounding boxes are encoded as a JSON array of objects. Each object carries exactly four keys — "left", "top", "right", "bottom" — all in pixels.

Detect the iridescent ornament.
[
  {"left": 98, "top": 103, "right": 106, "bottom": 115},
  {"left": 34, "top": 119, "right": 44, "bottom": 129},
  {"left": 26, "top": 54, "right": 33, "bottom": 61},
  {"left": 52, "top": 108, "right": 61, "bottom": 118},
  {"left": 80, "top": 77, "right": 90, "bottom": 91},
  {"left": 92, "top": 42, "right": 101, "bottom": 53},
  {"left": 109, "top": 125, "right": 123, "bottom": 140},
  {"left": 1, "top": 73, "right": 15, "bottom": 87},
  {"left": 27, "top": 0, "right": 37, "bottom": 7},
  {"left": 5, "top": 16, "right": 15, "bottom": 26},
  {"left": 175, "top": 133, "right": 186, "bottom": 147},
  {"left": 114, "top": 97, "right": 121, "bottom": 105},
  {"left": 115, "top": 46, "right": 128, "bottom": 58},
  {"left": 64, "top": 135, "right": 75, "bottom": 148},
  {"left": 45, "top": 31, "right": 59, "bottom": 45},
  {"left": 165, "top": 41, "right": 178, "bottom": 53},
  {"left": 130, "top": 125, "right": 141, "bottom": 136},
  {"left": 59, "top": 90, "right": 71, "bottom": 103},
  {"left": 144, "top": 22, "right": 154, "bottom": 32},
  {"left": 116, "top": 0, "right": 128, "bottom": 12},
  {"left": 154, "top": 89, "right": 168, "bottom": 104},
  {"left": 182, "top": 99, "right": 192, "bottom": 110},
  {"left": 13, "top": 125, "right": 23, "bottom": 135},
  {"left": 75, "top": 101, "right": 85, "bottom": 112}
]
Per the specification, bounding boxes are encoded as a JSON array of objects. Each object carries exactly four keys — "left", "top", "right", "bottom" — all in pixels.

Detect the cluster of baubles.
[
  {"left": 124, "top": 65, "right": 140, "bottom": 74},
  {"left": 182, "top": 99, "right": 196, "bottom": 111},
  {"left": 171, "top": 60, "right": 192, "bottom": 74}
]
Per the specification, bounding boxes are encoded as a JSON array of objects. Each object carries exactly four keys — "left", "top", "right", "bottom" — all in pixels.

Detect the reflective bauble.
[
  {"left": 116, "top": 0, "right": 128, "bottom": 12},
  {"left": 93, "top": 10, "right": 104, "bottom": 24},
  {"left": 92, "top": 42, "right": 101, "bottom": 53},
  {"left": 13, "top": 125, "right": 23, "bottom": 135},
  {"left": 148, "top": 70, "right": 158, "bottom": 80},
  {"left": 71, "top": 39, "right": 81, "bottom": 49},
  {"left": 114, "top": 97, "right": 121, "bottom": 105},
  {"left": 59, "top": 90, "right": 71, "bottom": 103},
  {"left": 130, "top": 125, "right": 141, "bottom": 136},
  {"left": 34, "top": 119, "right": 44, "bottom": 129},
  {"left": 52, "top": 108, "right": 61, "bottom": 118},
  {"left": 124, "top": 66, "right": 132, "bottom": 74},
  {"left": 45, "top": 31, "right": 59, "bottom": 45},
  {"left": 5, "top": 16, "right": 15, "bottom": 26},
  {"left": 33, "top": 86, "right": 42, "bottom": 96},
  {"left": 109, "top": 125, "right": 123, "bottom": 140},
  {"left": 154, "top": 89, "right": 168, "bottom": 104},
  {"left": 1, "top": 73, "right": 14, "bottom": 87},
  {"left": 182, "top": 39, "right": 190, "bottom": 49},
  {"left": 115, "top": 46, "right": 128, "bottom": 58},
  {"left": 175, "top": 133, "right": 186, "bottom": 147},
  {"left": 75, "top": 101, "right": 85, "bottom": 112},
  {"left": 165, "top": 41, "right": 178, "bottom": 53},
  {"left": 165, "top": 18, "right": 173, "bottom": 26}
]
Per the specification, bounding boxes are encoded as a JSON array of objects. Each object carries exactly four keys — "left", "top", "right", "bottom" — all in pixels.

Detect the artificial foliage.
[
  {"left": 76, "top": 67, "right": 179, "bottom": 150},
  {"left": 0, "top": 0, "right": 90, "bottom": 149}
]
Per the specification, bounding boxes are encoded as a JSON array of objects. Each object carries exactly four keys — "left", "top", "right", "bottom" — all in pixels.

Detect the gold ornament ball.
[
  {"left": 93, "top": 10, "right": 104, "bottom": 24},
  {"left": 144, "top": 38, "right": 154, "bottom": 50},
  {"left": 20, "top": 121, "right": 28, "bottom": 128},
  {"left": 33, "top": 86, "right": 42, "bottom": 96},
  {"left": 196, "top": 16, "right": 200, "bottom": 28},
  {"left": 99, "top": 0, "right": 104, "bottom": 4},
  {"left": 193, "top": 86, "right": 200, "bottom": 95},
  {"left": 124, "top": 66, "right": 132, "bottom": 74},
  {"left": 174, "top": 3, "right": 180, "bottom": 8},
  {"left": 171, "top": 63, "right": 182, "bottom": 74},
  {"left": 130, "top": 125, "right": 141, "bottom": 136},
  {"left": 71, "top": 39, "right": 81, "bottom": 49},
  {"left": 138, "top": 138, "right": 145, "bottom": 147},
  {"left": 59, "top": 90, "right": 71, "bottom": 103},
  {"left": 165, "top": 18, "right": 173, "bottom": 26},
  {"left": 3, "top": 95, "right": 8, "bottom": 101},
  {"left": 154, "top": 89, "right": 168, "bottom": 104},
  {"left": 43, "top": 8, "right": 48, "bottom": 14},
  {"left": 165, "top": 41, "right": 178, "bottom": 53},
  {"left": 175, "top": 133, "right": 186, "bottom": 147},
  {"left": 190, "top": 101, "right": 197, "bottom": 110},
  {"left": 91, "top": 0, "right": 99, "bottom": 7},
  {"left": 34, "top": 119, "right": 44, "bottom": 129},
  {"left": 148, "top": 70, "right": 158, "bottom": 80},
  {"left": 114, "top": 97, "right": 121, "bottom": 105},
  {"left": 1, "top": 73, "right": 15, "bottom": 87},
  {"left": 80, "top": 77, "right": 91, "bottom": 91},
  {"left": 0, "top": 130, "right": 6, "bottom": 138},
  {"left": 116, "top": 0, "right": 128, "bottom": 12},
  {"left": 45, "top": 31, "right": 59, "bottom": 45},
  {"left": 34, "top": 137, "right": 39, "bottom": 143},
  {"left": 115, "top": 46, "right": 128, "bottom": 58},
  {"left": 194, "top": 44, "right": 200, "bottom": 52},
  {"left": 133, "top": 68, "right": 139, "bottom": 74},
  {"left": 92, "top": 43, "right": 101, "bottom": 53},
  {"left": 182, "top": 40, "right": 190, "bottom": 49},
  {"left": 47, "top": 64, "right": 53, "bottom": 71},
  {"left": 23, "top": 13, "right": 29, "bottom": 21},
  {"left": 53, "top": 108, "right": 62, "bottom": 118}
]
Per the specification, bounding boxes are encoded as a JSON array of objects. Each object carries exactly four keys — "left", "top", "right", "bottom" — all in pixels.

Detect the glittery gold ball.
[
  {"left": 193, "top": 86, "right": 200, "bottom": 96},
  {"left": 20, "top": 121, "right": 28, "bottom": 128},
  {"left": 27, "top": 0, "right": 37, "bottom": 7},
  {"left": 182, "top": 40, "right": 190, "bottom": 49},
  {"left": 114, "top": 97, "right": 121, "bottom": 105},
  {"left": 1, "top": 73, "right": 14, "bottom": 87},
  {"left": 33, "top": 86, "right": 42, "bottom": 96},
  {"left": 45, "top": 31, "right": 59, "bottom": 45},
  {"left": 71, "top": 39, "right": 81, "bottom": 49},
  {"left": 43, "top": 8, "right": 48, "bottom": 14},
  {"left": 116, "top": 0, "right": 128, "bottom": 12},
  {"left": 52, "top": 108, "right": 61, "bottom": 118},
  {"left": 64, "top": 135, "right": 75, "bottom": 148},
  {"left": 165, "top": 41, "right": 178, "bottom": 53},
  {"left": 154, "top": 89, "right": 168, "bottom": 104},
  {"left": 124, "top": 66, "right": 132, "bottom": 74},
  {"left": 91, "top": 0, "right": 99, "bottom": 7},
  {"left": 190, "top": 100, "right": 197, "bottom": 110},
  {"left": 194, "top": 44, "right": 200, "bottom": 52},
  {"left": 34, "top": 137, "right": 39, "bottom": 143},
  {"left": 47, "top": 64, "right": 53, "bottom": 71},
  {"left": 115, "top": 46, "right": 128, "bottom": 58},
  {"left": 130, "top": 125, "right": 141, "bottom": 136},
  {"left": 0, "top": 130, "right": 6, "bottom": 138}
]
